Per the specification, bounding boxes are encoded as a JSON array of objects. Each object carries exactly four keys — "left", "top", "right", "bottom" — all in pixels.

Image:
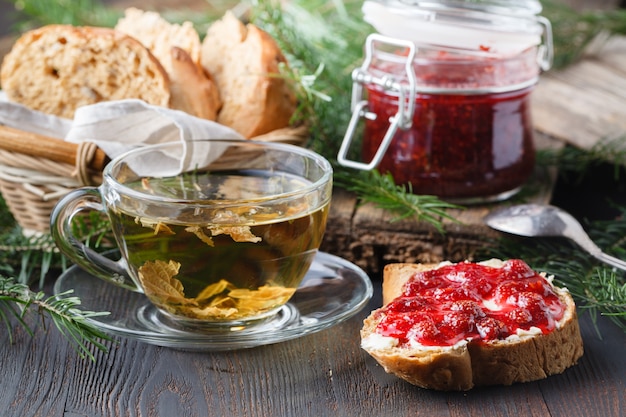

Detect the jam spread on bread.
[{"left": 376, "top": 260, "right": 566, "bottom": 346}]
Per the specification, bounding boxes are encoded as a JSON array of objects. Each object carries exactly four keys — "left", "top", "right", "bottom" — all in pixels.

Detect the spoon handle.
[
  {"left": 560, "top": 212, "right": 626, "bottom": 272},
  {"left": 594, "top": 251, "right": 626, "bottom": 272}
]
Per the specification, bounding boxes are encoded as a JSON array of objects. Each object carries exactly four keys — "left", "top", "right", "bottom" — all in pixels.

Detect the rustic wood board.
[{"left": 532, "top": 35, "right": 626, "bottom": 150}]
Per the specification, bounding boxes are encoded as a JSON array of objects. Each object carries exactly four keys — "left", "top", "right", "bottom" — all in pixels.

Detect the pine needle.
[
  {"left": 0, "top": 276, "right": 113, "bottom": 360},
  {"left": 335, "top": 170, "right": 461, "bottom": 233}
]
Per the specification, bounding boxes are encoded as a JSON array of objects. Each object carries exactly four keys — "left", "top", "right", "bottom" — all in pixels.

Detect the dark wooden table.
[{"left": 1, "top": 271, "right": 624, "bottom": 417}]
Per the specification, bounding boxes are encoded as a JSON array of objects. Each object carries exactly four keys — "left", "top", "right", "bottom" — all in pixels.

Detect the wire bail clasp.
[
  {"left": 337, "top": 34, "right": 416, "bottom": 171},
  {"left": 536, "top": 16, "right": 554, "bottom": 71}
]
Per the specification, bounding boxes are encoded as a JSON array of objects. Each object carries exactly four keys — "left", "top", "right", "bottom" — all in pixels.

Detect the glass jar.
[{"left": 338, "top": 0, "right": 553, "bottom": 203}]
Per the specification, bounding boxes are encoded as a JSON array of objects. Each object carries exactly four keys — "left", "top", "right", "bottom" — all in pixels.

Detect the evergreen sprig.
[
  {"left": 0, "top": 276, "right": 113, "bottom": 360},
  {"left": 537, "top": 136, "right": 626, "bottom": 183},
  {"left": 0, "top": 227, "right": 59, "bottom": 287},
  {"left": 335, "top": 170, "right": 461, "bottom": 232},
  {"left": 0, "top": 207, "right": 112, "bottom": 288}
]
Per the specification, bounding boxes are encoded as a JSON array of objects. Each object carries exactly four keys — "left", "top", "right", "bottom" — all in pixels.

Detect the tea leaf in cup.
[
  {"left": 138, "top": 259, "right": 185, "bottom": 303},
  {"left": 190, "top": 285, "right": 297, "bottom": 319},
  {"left": 208, "top": 225, "right": 262, "bottom": 243},
  {"left": 185, "top": 226, "right": 215, "bottom": 247},
  {"left": 137, "top": 217, "right": 176, "bottom": 236},
  {"left": 195, "top": 279, "right": 230, "bottom": 302}
]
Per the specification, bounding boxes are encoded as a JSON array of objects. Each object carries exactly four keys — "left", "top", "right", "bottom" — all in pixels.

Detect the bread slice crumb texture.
[
  {"left": 0, "top": 25, "right": 170, "bottom": 119},
  {"left": 115, "top": 7, "right": 201, "bottom": 73}
]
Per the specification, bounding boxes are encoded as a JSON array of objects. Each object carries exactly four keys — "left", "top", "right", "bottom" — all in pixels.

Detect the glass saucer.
[{"left": 53, "top": 251, "right": 373, "bottom": 351}]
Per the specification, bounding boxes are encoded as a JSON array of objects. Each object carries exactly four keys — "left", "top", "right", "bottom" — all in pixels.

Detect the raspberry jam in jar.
[{"left": 338, "top": 0, "right": 553, "bottom": 203}]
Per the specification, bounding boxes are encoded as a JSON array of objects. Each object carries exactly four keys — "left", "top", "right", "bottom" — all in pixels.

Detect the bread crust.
[
  {"left": 169, "top": 46, "right": 221, "bottom": 120},
  {"left": 362, "top": 262, "right": 584, "bottom": 390},
  {"left": 381, "top": 263, "right": 438, "bottom": 305},
  {"left": 0, "top": 25, "right": 170, "bottom": 118},
  {"left": 201, "top": 12, "right": 297, "bottom": 138},
  {"left": 115, "top": 7, "right": 202, "bottom": 72},
  {"left": 114, "top": 8, "right": 221, "bottom": 120}
]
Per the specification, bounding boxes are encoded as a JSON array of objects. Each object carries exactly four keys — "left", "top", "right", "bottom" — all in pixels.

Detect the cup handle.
[{"left": 50, "top": 187, "right": 141, "bottom": 292}]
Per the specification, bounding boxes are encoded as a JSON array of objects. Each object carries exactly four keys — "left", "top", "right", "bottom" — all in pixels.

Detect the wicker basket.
[{"left": 0, "top": 125, "right": 309, "bottom": 234}]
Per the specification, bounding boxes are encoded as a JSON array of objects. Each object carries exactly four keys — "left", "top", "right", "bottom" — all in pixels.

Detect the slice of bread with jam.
[{"left": 361, "top": 259, "right": 584, "bottom": 391}]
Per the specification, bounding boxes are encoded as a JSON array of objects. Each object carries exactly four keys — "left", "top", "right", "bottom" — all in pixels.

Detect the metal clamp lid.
[{"left": 337, "top": 34, "right": 416, "bottom": 171}]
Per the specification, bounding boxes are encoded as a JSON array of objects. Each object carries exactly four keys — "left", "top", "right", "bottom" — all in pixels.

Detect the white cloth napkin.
[
  {"left": 0, "top": 92, "right": 73, "bottom": 137},
  {"left": 0, "top": 95, "right": 244, "bottom": 176}
]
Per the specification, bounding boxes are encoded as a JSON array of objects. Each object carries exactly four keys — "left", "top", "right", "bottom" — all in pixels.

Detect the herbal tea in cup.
[{"left": 51, "top": 140, "right": 332, "bottom": 328}]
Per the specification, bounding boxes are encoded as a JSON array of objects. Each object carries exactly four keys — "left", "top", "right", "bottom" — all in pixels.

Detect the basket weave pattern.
[{"left": 0, "top": 126, "right": 308, "bottom": 234}]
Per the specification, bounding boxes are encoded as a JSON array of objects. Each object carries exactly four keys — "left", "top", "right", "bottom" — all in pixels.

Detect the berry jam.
[
  {"left": 360, "top": 47, "right": 540, "bottom": 202},
  {"left": 376, "top": 260, "right": 565, "bottom": 347},
  {"left": 362, "top": 87, "right": 535, "bottom": 200}
]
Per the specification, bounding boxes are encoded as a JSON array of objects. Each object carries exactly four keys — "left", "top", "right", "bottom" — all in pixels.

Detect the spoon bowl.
[{"left": 484, "top": 203, "right": 626, "bottom": 271}]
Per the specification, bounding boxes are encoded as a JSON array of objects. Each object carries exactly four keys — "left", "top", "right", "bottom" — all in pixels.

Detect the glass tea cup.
[{"left": 51, "top": 139, "right": 333, "bottom": 329}]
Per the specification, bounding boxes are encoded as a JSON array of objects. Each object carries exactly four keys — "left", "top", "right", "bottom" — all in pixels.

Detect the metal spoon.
[{"left": 484, "top": 203, "right": 626, "bottom": 272}]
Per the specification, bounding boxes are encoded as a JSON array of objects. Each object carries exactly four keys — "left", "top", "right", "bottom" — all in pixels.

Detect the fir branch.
[
  {"left": 0, "top": 227, "right": 61, "bottom": 288},
  {"left": 562, "top": 138, "right": 626, "bottom": 178},
  {"left": 0, "top": 276, "right": 113, "bottom": 360},
  {"left": 0, "top": 210, "right": 112, "bottom": 287},
  {"left": 536, "top": 135, "right": 626, "bottom": 184},
  {"left": 335, "top": 170, "right": 461, "bottom": 233}
]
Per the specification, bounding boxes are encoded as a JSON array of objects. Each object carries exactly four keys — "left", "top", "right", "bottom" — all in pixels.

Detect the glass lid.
[
  {"left": 396, "top": 0, "right": 543, "bottom": 16},
  {"left": 362, "top": 0, "right": 550, "bottom": 57}
]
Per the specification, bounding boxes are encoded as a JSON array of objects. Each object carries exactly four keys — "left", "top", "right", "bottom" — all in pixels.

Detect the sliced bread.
[
  {"left": 201, "top": 11, "right": 297, "bottom": 138},
  {"left": 361, "top": 260, "right": 584, "bottom": 390},
  {"left": 0, "top": 25, "right": 170, "bottom": 119},
  {"left": 114, "top": 7, "right": 221, "bottom": 120}
]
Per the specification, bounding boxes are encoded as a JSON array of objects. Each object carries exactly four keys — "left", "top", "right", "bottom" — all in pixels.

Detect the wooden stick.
[{"left": 0, "top": 125, "right": 108, "bottom": 171}]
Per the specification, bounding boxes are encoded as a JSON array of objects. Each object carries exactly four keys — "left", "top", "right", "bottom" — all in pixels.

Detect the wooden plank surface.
[
  {"left": 1, "top": 280, "right": 624, "bottom": 417},
  {"left": 532, "top": 35, "right": 626, "bottom": 150}
]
